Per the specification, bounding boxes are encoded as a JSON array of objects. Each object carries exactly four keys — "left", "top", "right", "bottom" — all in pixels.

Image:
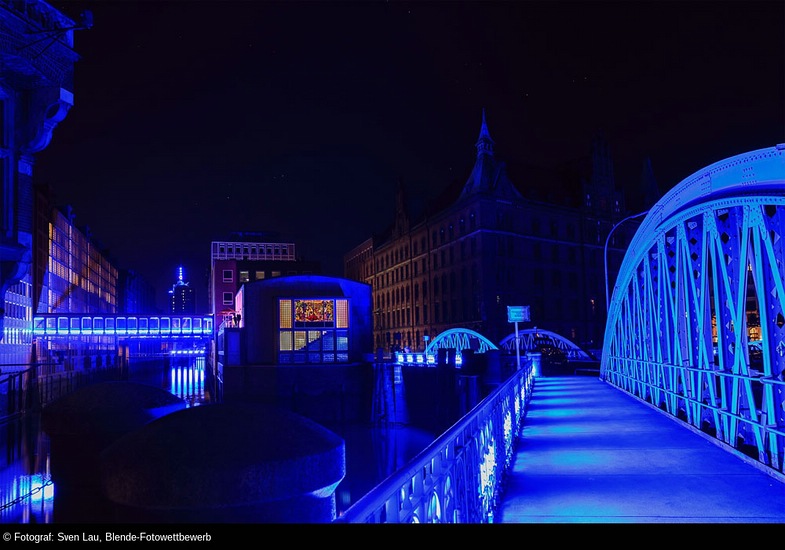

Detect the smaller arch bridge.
[
  {"left": 424, "top": 328, "right": 499, "bottom": 357},
  {"left": 498, "top": 328, "right": 597, "bottom": 361}
]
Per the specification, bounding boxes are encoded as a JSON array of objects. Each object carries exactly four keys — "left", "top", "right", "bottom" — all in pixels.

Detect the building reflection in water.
[
  {"left": 0, "top": 411, "right": 55, "bottom": 523},
  {"left": 169, "top": 355, "right": 206, "bottom": 406},
  {"left": 0, "top": 354, "right": 207, "bottom": 523}
]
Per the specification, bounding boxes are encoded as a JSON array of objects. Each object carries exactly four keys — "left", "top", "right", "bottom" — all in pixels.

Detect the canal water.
[{"left": 0, "top": 357, "right": 437, "bottom": 523}]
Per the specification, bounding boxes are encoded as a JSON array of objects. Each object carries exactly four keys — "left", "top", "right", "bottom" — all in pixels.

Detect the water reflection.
[
  {"left": 0, "top": 410, "right": 54, "bottom": 523},
  {"left": 0, "top": 355, "right": 207, "bottom": 523},
  {"left": 169, "top": 356, "right": 206, "bottom": 406},
  {"left": 0, "top": 357, "right": 436, "bottom": 523}
]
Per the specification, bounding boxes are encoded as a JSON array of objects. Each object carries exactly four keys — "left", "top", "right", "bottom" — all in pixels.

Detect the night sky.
[{"left": 35, "top": 1, "right": 785, "bottom": 313}]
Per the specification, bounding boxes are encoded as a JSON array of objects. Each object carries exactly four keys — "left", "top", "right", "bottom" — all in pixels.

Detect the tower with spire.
[
  {"left": 169, "top": 266, "right": 195, "bottom": 314},
  {"left": 391, "top": 178, "right": 410, "bottom": 239},
  {"left": 582, "top": 130, "right": 624, "bottom": 218},
  {"left": 640, "top": 157, "right": 661, "bottom": 209},
  {"left": 458, "top": 109, "right": 523, "bottom": 202}
]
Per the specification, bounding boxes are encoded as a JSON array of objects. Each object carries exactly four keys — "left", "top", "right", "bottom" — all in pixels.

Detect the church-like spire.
[
  {"left": 475, "top": 108, "right": 495, "bottom": 158},
  {"left": 392, "top": 178, "right": 409, "bottom": 238},
  {"left": 641, "top": 157, "right": 661, "bottom": 208},
  {"left": 459, "top": 109, "right": 523, "bottom": 202}
]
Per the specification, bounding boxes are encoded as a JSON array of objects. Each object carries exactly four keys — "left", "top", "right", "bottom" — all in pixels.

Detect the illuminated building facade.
[
  {"left": 0, "top": 0, "right": 84, "bottom": 364},
  {"left": 33, "top": 195, "right": 120, "bottom": 366},
  {"left": 209, "top": 233, "right": 321, "bottom": 328},
  {"left": 218, "top": 274, "right": 373, "bottom": 428},
  {"left": 230, "top": 275, "right": 372, "bottom": 365},
  {"left": 344, "top": 111, "right": 646, "bottom": 352}
]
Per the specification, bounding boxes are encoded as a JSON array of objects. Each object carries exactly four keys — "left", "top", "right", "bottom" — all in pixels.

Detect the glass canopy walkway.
[{"left": 32, "top": 314, "right": 213, "bottom": 338}]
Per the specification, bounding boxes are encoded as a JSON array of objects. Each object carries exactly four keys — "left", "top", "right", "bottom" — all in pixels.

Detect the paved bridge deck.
[{"left": 496, "top": 375, "right": 785, "bottom": 523}]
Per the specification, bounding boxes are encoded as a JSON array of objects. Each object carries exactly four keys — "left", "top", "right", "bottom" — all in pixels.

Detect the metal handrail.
[{"left": 335, "top": 359, "right": 535, "bottom": 523}]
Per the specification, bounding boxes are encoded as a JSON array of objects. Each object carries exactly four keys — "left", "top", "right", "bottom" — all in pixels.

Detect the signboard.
[{"left": 507, "top": 305, "right": 530, "bottom": 323}]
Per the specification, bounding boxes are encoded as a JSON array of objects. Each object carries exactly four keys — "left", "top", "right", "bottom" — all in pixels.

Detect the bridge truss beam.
[{"left": 602, "top": 145, "right": 785, "bottom": 476}]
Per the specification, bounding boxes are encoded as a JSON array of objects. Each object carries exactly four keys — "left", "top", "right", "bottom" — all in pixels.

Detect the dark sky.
[{"left": 35, "top": 0, "right": 785, "bottom": 312}]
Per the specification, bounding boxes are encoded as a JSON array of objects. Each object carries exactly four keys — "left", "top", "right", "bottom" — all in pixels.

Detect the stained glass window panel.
[
  {"left": 280, "top": 300, "right": 292, "bottom": 328},
  {"left": 336, "top": 300, "right": 348, "bottom": 328}
]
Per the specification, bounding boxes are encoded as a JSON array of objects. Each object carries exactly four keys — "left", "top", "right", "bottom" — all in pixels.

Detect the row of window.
[
  {"left": 212, "top": 242, "right": 296, "bottom": 260},
  {"left": 222, "top": 269, "right": 285, "bottom": 283},
  {"left": 374, "top": 293, "right": 602, "bottom": 333}
]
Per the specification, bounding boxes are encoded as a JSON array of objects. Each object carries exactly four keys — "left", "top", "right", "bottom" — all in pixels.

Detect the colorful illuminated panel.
[{"left": 278, "top": 298, "right": 349, "bottom": 363}]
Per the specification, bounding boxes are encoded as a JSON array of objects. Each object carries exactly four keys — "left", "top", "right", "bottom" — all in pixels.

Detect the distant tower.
[
  {"left": 169, "top": 266, "right": 195, "bottom": 314},
  {"left": 640, "top": 156, "right": 661, "bottom": 209}
]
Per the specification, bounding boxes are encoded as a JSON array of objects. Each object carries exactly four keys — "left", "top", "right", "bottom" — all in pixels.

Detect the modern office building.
[
  {"left": 169, "top": 266, "right": 195, "bottom": 314},
  {"left": 32, "top": 185, "right": 121, "bottom": 366},
  {"left": 344, "top": 111, "right": 650, "bottom": 353},
  {"left": 209, "top": 232, "right": 321, "bottom": 329}
]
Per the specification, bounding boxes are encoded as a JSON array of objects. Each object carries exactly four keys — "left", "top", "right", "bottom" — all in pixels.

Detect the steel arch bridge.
[
  {"left": 601, "top": 144, "right": 785, "bottom": 476},
  {"left": 498, "top": 328, "right": 596, "bottom": 360},
  {"left": 424, "top": 328, "right": 499, "bottom": 356}
]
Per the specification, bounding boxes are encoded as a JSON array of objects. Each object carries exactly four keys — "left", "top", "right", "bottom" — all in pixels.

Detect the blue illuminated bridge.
[{"left": 337, "top": 145, "right": 785, "bottom": 524}]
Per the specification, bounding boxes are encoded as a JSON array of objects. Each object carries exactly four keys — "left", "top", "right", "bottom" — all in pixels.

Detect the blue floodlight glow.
[{"left": 396, "top": 352, "right": 437, "bottom": 366}]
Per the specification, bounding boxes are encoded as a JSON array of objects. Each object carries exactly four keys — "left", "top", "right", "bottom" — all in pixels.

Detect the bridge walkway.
[{"left": 495, "top": 375, "right": 785, "bottom": 523}]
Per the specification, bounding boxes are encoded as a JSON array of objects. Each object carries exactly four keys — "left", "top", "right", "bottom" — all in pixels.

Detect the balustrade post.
[{"left": 26, "top": 339, "right": 40, "bottom": 411}]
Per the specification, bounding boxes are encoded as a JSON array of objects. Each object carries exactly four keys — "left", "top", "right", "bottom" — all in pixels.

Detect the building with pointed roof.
[{"left": 344, "top": 111, "right": 645, "bottom": 352}]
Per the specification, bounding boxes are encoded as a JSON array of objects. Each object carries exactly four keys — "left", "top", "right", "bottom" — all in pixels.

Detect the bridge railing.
[{"left": 335, "top": 357, "right": 535, "bottom": 523}]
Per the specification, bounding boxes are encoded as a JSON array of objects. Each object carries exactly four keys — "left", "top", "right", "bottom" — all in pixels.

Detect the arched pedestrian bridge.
[
  {"left": 345, "top": 144, "right": 785, "bottom": 523},
  {"left": 395, "top": 326, "right": 595, "bottom": 366},
  {"left": 602, "top": 144, "right": 785, "bottom": 470}
]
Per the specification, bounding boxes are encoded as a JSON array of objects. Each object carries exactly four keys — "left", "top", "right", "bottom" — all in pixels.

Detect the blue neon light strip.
[{"left": 32, "top": 315, "right": 214, "bottom": 337}]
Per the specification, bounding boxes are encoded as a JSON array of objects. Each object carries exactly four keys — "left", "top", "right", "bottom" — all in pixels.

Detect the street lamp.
[{"left": 604, "top": 209, "right": 649, "bottom": 311}]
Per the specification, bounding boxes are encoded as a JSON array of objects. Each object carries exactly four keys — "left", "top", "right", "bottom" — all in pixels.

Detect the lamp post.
[{"left": 604, "top": 210, "right": 649, "bottom": 311}]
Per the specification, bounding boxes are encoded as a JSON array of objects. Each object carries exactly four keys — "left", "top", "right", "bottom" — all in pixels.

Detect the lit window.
[
  {"left": 278, "top": 298, "right": 349, "bottom": 363},
  {"left": 239, "top": 271, "right": 249, "bottom": 283}
]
